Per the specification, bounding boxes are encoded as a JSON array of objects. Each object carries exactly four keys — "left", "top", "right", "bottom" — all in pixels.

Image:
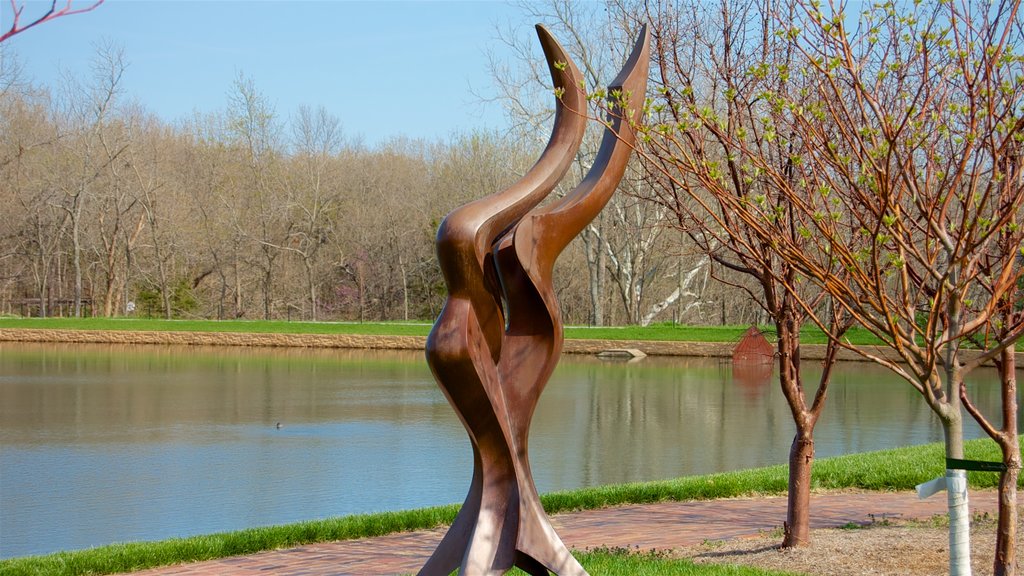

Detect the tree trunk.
[
  {"left": 233, "top": 251, "right": 243, "bottom": 318},
  {"left": 262, "top": 245, "right": 274, "bottom": 320},
  {"left": 72, "top": 214, "right": 83, "bottom": 317},
  {"left": 400, "top": 254, "right": 409, "bottom": 322},
  {"left": 994, "top": 347, "right": 1019, "bottom": 576},
  {"left": 304, "top": 258, "right": 317, "bottom": 322},
  {"left": 38, "top": 279, "right": 47, "bottom": 318},
  {"left": 774, "top": 300, "right": 825, "bottom": 550},
  {"left": 784, "top": 432, "right": 814, "bottom": 547},
  {"left": 35, "top": 252, "right": 48, "bottom": 318},
  {"left": 149, "top": 218, "right": 172, "bottom": 319},
  {"left": 217, "top": 267, "right": 227, "bottom": 320},
  {"left": 585, "top": 226, "right": 606, "bottom": 326},
  {"left": 160, "top": 268, "right": 172, "bottom": 320},
  {"left": 596, "top": 239, "right": 606, "bottom": 326},
  {"left": 942, "top": 291, "right": 972, "bottom": 576},
  {"left": 995, "top": 451, "right": 1019, "bottom": 576},
  {"left": 357, "top": 261, "right": 366, "bottom": 322},
  {"left": 263, "top": 264, "right": 273, "bottom": 320},
  {"left": 102, "top": 243, "right": 118, "bottom": 318},
  {"left": 942, "top": 409, "right": 972, "bottom": 576}
]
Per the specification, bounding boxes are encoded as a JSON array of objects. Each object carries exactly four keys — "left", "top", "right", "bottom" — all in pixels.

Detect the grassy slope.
[{"left": 1, "top": 438, "right": 1015, "bottom": 576}]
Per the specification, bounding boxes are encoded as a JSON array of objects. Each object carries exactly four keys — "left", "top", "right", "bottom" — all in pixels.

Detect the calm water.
[{"left": 0, "top": 342, "right": 1015, "bottom": 558}]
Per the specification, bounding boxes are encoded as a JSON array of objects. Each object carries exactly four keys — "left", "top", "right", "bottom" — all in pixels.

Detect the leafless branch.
[{"left": 1, "top": 0, "right": 104, "bottom": 43}]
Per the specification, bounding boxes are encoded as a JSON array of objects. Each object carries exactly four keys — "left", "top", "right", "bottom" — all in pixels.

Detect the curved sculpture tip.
[
  {"left": 609, "top": 24, "right": 650, "bottom": 94},
  {"left": 534, "top": 23, "right": 586, "bottom": 118},
  {"left": 506, "top": 23, "right": 651, "bottom": 283},
  {"left": 428, "top": 21, "right": 586, "bottom": 297}
]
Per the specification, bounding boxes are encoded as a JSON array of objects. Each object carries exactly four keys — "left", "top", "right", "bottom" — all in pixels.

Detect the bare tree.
[
  {"left": 285, "top": 105, "right": 344, "bottom": 321},
  {"left": 90, "top": 91, "right": 143, "bottom": 317},
  {"left": 56, "top": 40, "right": 128, "bottom": 317},
  {"left": 0, "top": 61, "right": 58, "bottom": 315},
  {"left": 598, "top": 168, "right": 709, "bottom": 325},
  {"left": 341, "top": 139, "right": 434, "bottom": 321},
  {"left": 128, "top": 108, "right": 180, "bottom": 318},
  {"left": 179, "top": 112, "right": 241, "bottom": 319},
  {"left": 225, "top": 72, "right": 285, "bottom": 319}
]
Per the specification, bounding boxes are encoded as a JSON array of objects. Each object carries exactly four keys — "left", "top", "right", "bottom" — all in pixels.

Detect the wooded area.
[{"left": 0, "top": 40, "right": 753, "bottom": 326}]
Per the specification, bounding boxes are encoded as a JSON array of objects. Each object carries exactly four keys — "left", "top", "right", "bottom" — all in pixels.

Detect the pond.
[{"left": 0, "top": 342, "right": 1014, "bottom": 558}]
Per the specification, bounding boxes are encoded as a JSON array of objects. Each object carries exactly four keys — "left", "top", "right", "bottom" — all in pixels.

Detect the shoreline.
[
  {"left": 2, "top": 327, "right": 1009, "bottom": 364},
  {"left": 0, "top": 436, "right": 1013, "bottom": 575}
]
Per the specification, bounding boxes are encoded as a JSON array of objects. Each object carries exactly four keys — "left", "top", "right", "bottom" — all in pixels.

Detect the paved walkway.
[{"left": 127, "top": 490, "right": 999, "bottom": 576}]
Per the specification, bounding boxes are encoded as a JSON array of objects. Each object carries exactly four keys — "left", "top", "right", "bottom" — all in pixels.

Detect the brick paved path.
[{"left": 127, "top": 490, "right": 998, "bottom": 576}]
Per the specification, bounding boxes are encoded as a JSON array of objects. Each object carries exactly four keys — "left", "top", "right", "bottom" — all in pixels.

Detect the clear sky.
[{"left": 1, "top": 1, "right": 533, "bottom": 145}]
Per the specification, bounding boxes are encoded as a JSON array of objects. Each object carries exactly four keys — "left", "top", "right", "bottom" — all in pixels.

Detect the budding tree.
[
  {"left": 627, "top": 0, "right": 853, "bottom": 548},
  {"left": 635, "top": 0, "right": 1024, "bottom": 572}
]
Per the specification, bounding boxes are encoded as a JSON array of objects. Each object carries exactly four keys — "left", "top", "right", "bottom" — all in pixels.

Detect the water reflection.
[
  {"left": 0, "top": 343, "right": 1016, "bottom": 558},
  {"left": 731, "top": 362, "right": 773, "bottom": 399}
]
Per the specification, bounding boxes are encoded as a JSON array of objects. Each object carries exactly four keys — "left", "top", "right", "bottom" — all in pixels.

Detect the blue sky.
[{"left": 2, "top": 1, "right": 532, "bottom": 144}]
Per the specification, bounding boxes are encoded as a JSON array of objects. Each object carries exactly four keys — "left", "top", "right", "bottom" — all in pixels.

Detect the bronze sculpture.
[{"left": 421, "top": 24, "right": 650, "bottom": 576}]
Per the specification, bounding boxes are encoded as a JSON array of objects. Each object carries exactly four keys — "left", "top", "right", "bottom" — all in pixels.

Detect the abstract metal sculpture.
[{"left": 420, "top": 24, "right": 650, "bottom": 576}]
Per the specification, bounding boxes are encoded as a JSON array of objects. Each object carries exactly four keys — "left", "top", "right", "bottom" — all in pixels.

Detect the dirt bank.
[{"left": 0, "top": 327, "right": 929, "bottom": 361}]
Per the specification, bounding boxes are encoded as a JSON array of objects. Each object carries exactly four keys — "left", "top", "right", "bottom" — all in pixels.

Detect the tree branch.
[{"left": 1, "top": 1, "right": 104, "bottom": 43}]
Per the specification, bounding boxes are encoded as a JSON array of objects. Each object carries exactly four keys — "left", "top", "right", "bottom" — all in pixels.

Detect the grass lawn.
[
  {"left": 0, "top": 317, "right": 435, "bottom": 337},
  {"left": 1, "top": 437, "right": 1015, "bottom": 576},
  {"left": 574, "top": 549, "right": 800, "bottom": 575},
  {"left": 0, "top": 316, "right": 888, "bottom": 345}
]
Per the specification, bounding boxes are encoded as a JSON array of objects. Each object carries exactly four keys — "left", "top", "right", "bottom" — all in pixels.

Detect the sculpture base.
[{"left": 417, "top": 456, "right": 586, "bottom": 576}]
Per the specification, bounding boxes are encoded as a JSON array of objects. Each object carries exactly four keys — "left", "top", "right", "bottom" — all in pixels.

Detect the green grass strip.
[
  {"left": 0, "top": 317, "right": 888, "bottom": 345},
  {"left": 2, "top": 437, "right": 1016, "bottom": 576},
  {"left": 0, "top": 317, "right": 435, "bottom": 337},
  {"left": 420, "top": 549, "right": 799, "bottom": 576},
  {"left": 573, "top": 549, "right": 799, "bottom": 575},
  {"left": 0, "top": 506, "right": 461, "bottom": 576},
  {"left": 540, "top": 437, "right": 1011, "bottom": 514}
]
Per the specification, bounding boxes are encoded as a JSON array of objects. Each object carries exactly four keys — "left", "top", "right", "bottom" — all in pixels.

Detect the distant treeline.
[{"left": 0, "top": 48, "right": 764, "bottom": 326}]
